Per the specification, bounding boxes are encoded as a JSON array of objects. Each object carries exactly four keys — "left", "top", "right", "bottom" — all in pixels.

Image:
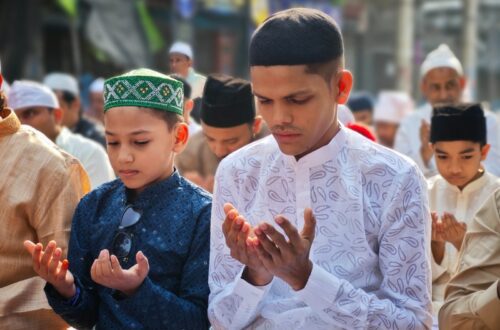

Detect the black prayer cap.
[
  {"left": 431, "top": 103, "right": 487, "bottom": 144},
  {"left": 250, "top": 8, "right": 343, "bottom": 66},
  {"left": 170, "top": 74, "right": 192, "bottom": 99},
  {"left": 347, "top": 93, "right": 374, "bottom": 113},
  {"left": 200, "top": 74, "right": 255, "bottom": 128}
]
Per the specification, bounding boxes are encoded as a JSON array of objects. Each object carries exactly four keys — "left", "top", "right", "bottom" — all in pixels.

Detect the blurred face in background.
[
  {"left": 202, "top": 119, "right": 261, "bottom": 160},
  {"left": 374, "top": 121, "right": 399, "bottom": 148},
  {"left": 15, "top": 106, "right": 61, "bottom": 141},
  {"left": 353, "top": 109, "right": 373, "bottom": 126},
  {"left": 53, "top": 90, "right": 81, "bottom": 129},
  {"left": 169, "top": 53, "right": 191, "bottom": 78},
  {"left": 89, "top": 91, "right": 105, "bottom": 123},
  {"left": 421, "top": 68, "right": 465, "bottom": 107}
]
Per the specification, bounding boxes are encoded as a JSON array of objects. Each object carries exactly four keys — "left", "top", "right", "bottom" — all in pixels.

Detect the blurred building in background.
[{"left": 0, "top": 0, "right": 499, "bottom": 108}]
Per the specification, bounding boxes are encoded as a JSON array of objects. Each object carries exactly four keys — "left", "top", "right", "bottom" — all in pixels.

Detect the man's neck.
[{"left": 295, "top": 120, "right": 340, "bottom": 161}]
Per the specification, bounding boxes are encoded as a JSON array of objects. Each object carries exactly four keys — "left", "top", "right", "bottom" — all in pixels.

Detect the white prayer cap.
[
  {"left": 8, "top": 80, "right": 60, "bottom": 110},
  {"left": 420, "top": 44, "right": 463, "bottom": 78},
  {"left": 43, "top": 72, "right": 80, "bottom": 96},
  {"left": 374, "top": 91, "right": 413, "bottom": 124},
  {"left": 169, "top": 41, "right": 193, "bottom": 60},
  {"left": 89, "top": 77, "right": 105, "bottom": 93},
  {"left": 338, "top": 104, "right": 355, "bottom": 125}
]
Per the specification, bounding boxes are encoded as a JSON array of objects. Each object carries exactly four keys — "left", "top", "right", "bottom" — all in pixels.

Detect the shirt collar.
[
  {"left": 55, "top": 126, "right": 72, "bottom": 146},
  {"left": 0, "top": 108, "right": 21, "bottom": 138},
  {"left": 445, "top": 170, "right": 491, "bottom": 195},
  {"left": 120, "top": 169, "right": 182, "bottom": 209},
  {"left": 283, "top": 123, "right": 347, "bottom": 169}
]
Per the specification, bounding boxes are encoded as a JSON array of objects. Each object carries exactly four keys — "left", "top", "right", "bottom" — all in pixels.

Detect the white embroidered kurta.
[
  {"left": 394, "top": 104, "right": 500, "bottom": 177},
  {"left": 208, "top": 127, "right": 433, "bottom": 329},
  {"left": 428, "top": 171, "right": 500, "bottom": 309},
  {"left": 56, "top": 127, "right": 115, "bottom": 189}
]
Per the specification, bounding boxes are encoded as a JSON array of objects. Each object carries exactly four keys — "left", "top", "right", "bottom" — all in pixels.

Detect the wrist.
[
  {"left": 291, "top": 260, "right": 313, "bottom": 291},
  {"left": 242, "top": 266, "right": 272, "bottom": 286},
  {"left": 451, "top": 239, "right": 463, "bottom": 251},
  {"left": 55, "top": 282, "right": 76, "bottom": 299}
]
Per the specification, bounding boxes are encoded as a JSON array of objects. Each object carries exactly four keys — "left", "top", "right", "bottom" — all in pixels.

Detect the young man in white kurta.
[{"left": 208, "top": 8, "right": 432, "bottom": 330}]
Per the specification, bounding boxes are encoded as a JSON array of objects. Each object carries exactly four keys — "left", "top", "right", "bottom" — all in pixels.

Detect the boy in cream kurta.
[{"left": 427, "top": 103, "right": 500, "bottom": 315}]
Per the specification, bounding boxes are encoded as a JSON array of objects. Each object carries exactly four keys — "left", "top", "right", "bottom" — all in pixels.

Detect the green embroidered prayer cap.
[{"left": 103, "top": 68, "right": 184, "bottom": 115}]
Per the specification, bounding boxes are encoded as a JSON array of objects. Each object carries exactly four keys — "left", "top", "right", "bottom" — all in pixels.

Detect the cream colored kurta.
[
  {"left": 439, "top": 188, "right": 500, "bottom": 330},
  {"left": 428, "top": 171, "right": 500, "bottom": 312},
  {"left": 0, "top": 109, "right": 90, "bottom": 329}
]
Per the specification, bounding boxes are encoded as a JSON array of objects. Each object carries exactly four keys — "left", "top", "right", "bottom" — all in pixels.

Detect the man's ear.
[
  {"left": 173, "top": 122, "right": 189, "bottom": 154},
  {"left": 252, "top": 116, "right": 263, "bottom": 135},
  {"left": 459, "top": 76, "right": 467, "bottom": 91},
  {"left": 53, "top": 108, "right": 64, "bottom": 124},
  {"left": 480, "top": 143, "right": 491, "bottom": 161},
  {"left": 184, "top": 99, "right": 194, "bottom": 118},
  {"left": 334, "top": 70, "right": 353, "bottom": 105}
]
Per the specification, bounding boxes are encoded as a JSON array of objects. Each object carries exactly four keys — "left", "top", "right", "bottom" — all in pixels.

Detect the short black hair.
[
  {"left": 142, "top": 107, "right": 184, "bottom": 131},
  {"left": 304, "top": 58, "right": 341, "bottom": 83},
  {"left": 61, "top": 90, "right": 77, "bottom": 104},
  {"left": 250, "top": 8, "right": 343, "bottom": 67}
]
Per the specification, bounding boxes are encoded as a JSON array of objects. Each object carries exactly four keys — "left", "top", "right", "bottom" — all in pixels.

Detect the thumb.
[
  {"left": 135, "top": 251, "right": 149, "bottom": 278},
  {"left": 430, "top": 211, "right": 438, "bottom": 222},
  {"left": 223, "top": 203, "right": 236, "bottom": 216},
  {"left": 23, "top": 240, "right": 36, "bottom": 255},
  {"left": 301, "top": 208, "right": 316, "bottom": 241}
]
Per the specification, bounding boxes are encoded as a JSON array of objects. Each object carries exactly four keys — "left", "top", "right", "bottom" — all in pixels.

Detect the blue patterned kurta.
[
  {"left": 208, "top": 126, "right": 433, "bottom": 329},
  {"left": 45, "top": 171, "right": 212, "bottom": 329}
]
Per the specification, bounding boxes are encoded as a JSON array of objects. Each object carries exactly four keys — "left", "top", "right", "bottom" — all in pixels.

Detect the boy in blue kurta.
[{"left": 24, "top": 69, "right": 211, "bottom": 329}]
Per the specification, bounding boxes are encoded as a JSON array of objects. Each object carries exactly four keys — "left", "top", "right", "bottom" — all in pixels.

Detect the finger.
[
  {"left": 226, "top": 215, "right": 245, "bottom": 247},
  {"left": 275, "top": 215, "right": 301, "bottom": 247},
  {"left": 259, "top": 221, "right": 289, "bottom": 251},
  {"left": 236, "top": 222, "right": 251, "bottom": 262},
  {"left": 301, "top": 208, "right": 316, "bottom": 241},
  {"left": 444, "top": 212, "right": 458, "bottom": 223},
  {"left": 31, "top": 243, "right": 43, "bottom": 272},
  {"left": 135, "top": 251, "right": 149, "bottom": 278},
  {"left": 57, "top": 259, "right": 70, "bottom": 281},
  {"left": 252, "top": 240, "right": 274, "bottom": 269},
  {"left": 223, "top": 203, "right": 237, "bottom": 216},
  {"left": 40, "top": 241, "right": 57, "bottom": 268},
  {"left": 48, "top": 247, "right": 62, "bottom": 276},
  {"left": 110, "top": 255, "right": 123, "bottom": 276},
  {"left": 254, "top": 224, "right": 281, "bottom": 260},
  {"left": 24, "top": 240, "right": 37, "bottom": 255},
  {"left": 90, "top": 259, "right": 99, "bottom": 281},
  {"left": 222, "top": 207, "right": 239, "bottom": 236},
  {"left": 99, "top": 250, "right": 113, "bottom": 277},
  {"left": 430, "top": 212, "right": 438, "bottom": 223}
]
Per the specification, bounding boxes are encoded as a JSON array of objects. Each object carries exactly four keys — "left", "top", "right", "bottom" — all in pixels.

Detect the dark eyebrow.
[
  {"left": 434, "top": 148, "right": 448, "bottom": 154},
  {"left": 459, "top": 148, "right": 475, "bottom": 154},
  {"left": 105, "top": 129, "right": 151, "bottom": 136},
  {"left": 253, "top": 90, "right": 313, "bottom": 100}
]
